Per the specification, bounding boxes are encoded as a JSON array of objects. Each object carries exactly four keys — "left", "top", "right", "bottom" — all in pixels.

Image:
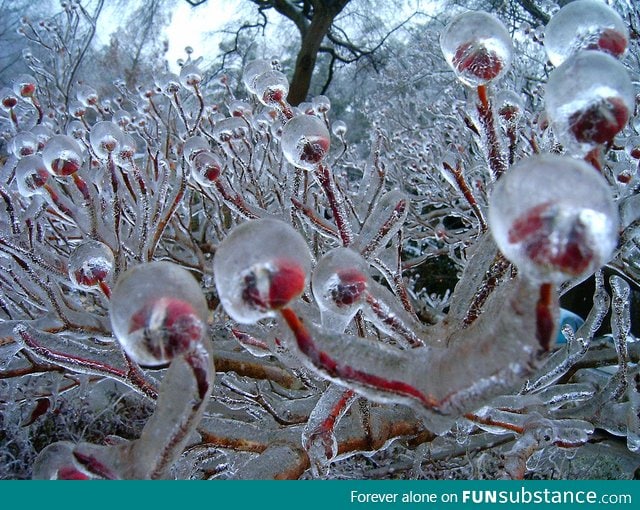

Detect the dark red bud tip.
[
  {"left": 129, "top": 297, "right": 204, "bottom": 359},
  {"left": 587, "top": 28, "right": 627, "bottom": 58},
  {"left": 57, "top": 467, "right": 90, "bottom": 480},
  {"left": 20, "top": 83, "right": 36, "bottom": 97},
  {"left": 300, "top": 138, "right": 330, "bottom": 165},
  {"left": 453, "top": 42, "right": 504, "bottom": 81},
  {"left": 331, "top": 268, "right": 368, "bottom": 307},
  {"left": 242, "top": 258, "right": 307, "bottom": 312},
  {"left": 268, "top": 259, "right": 307, "bottom": 309},
  {"left": 51, "top": 158, "right": 81, "bottom": 176},
  {"left": 508, "top": 203, "right": 595, "bottom": 277},
  {"left": 569, "top": 96, "right": 629, "bottom": 145}
]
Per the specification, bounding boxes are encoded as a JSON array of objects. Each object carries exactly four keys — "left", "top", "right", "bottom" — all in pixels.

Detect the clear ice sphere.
[
  {"left": 488, "top": 154, "right": 618, "bottom": 283},
  {"left": 281, "top": 115, "right": 330, "bottom": 170},
  {"left": 110, "top": 261, "right": 208, "bottom": 366},
  {"left": 440, "top": 11, "right": 513, "bottom": 87},
  {"left": 213, "top": 219, "right": 311, "bottom": 324}
]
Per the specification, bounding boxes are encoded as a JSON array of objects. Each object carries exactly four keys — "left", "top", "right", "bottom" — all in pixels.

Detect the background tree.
[{"left": 188, "top": 0, "right": 425, "bottom": 104}]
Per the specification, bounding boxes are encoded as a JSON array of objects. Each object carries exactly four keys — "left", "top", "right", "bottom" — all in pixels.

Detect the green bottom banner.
[{"left": 3, "top": 480, "right": 638, "bottom": 510}]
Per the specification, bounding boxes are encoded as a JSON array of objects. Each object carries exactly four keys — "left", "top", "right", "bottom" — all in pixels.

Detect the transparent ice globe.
[
  {"left": 15, "top": 155, "right": 49, "bottom": 197},
  {"left": 68, "top": 241, "right": 114, "bottom": 291},
  {"left": 213, "top": 219, "right": 311, "bottom": 324},
  {"left": 242, "top": 59, "right": 273, "bottom": 94},
  {"left": 76, "top": 84, "right": 98, "bottom": 107},
  {"left": 440, "top": 11, "right": 513, "bottom": 87},
  {"left": 545, "top": 51, "right": 633, "bottom": 151},
  {"left": 31, "top": 125, "right": 53, "bottom": 150},
  {"left": 9, "top": 131, "right": 38, "bottom": 158},
  {"left": 89, "top": 121, "right": 124, "bottom": 160},
  {"left": 312, "top": 248, "right": 369, "bottom": 316},
  {"left": 254, "top": 70, "right": 289, "bottom": 106},
  {"left": 191, "top": 151, "right": 222, "bottom": 186},
  {"left": 42, "top": 135, "right": 84, "bottom": 177},
  {"left": 114, "top": 133, "right": 137, "bottom": 167},
  {"left": 183, "top": 135, "right": 209, "bottom": 162},
  {"left": 281, "top": 115, "right": 330, "bottom": 170},
  {"left": 12, "top": 73, "right": 37, "bottom": 97},
  {"left": 488, "top": 154, "right": 618, "bottom": 283},
  {"left": 544, "top": 0, "right": 628, "bottom": 67},
  {"left": 110, "top": 261, "right": 208, "bottom": 366},
  {"left": 179, "top": 63, "right": 202, "bottom": 88}
]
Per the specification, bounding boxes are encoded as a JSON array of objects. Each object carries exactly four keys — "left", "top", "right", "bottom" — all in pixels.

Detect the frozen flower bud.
[
  {"left": 312, "top": 248, "right": 369, "bottom": 316},
  {"left": 76, "top": 84, "right": 98, "bottom": 107},
  {"left": 110, "top": 262, "right": 208, "bottom": 366},
  {"left": 190, "top": 150, "right": 222, "bottom": 186},
  {"left": 545, "top": 51, "right": 633, "bottom": 151},
  {"left": 13, "top": 74, "right": 37, "bottom": 97},
  {"left": 89, "top": 121, "right": 124, "bottom": 160},
  {"left": 440, "top": 11, "right": 513, "bottom": 87},
  {"left": 9, "top": 131, "right": 38, "bottom": 158},
  {"left": 179, "top": 64, "right": 202, "bottom": 88},
  {"left": 15, "top": 155, "right": 49, "bottom": 197},
  {"left": 281, "top": 115, "right": 330, "bottom": 170},
  {"left": 242, "top": 59, "right": 273, "bottom": 94},
  {"left": 213, "top": 219, "right": 311, "bottom": 324},
  {"left": 489, "top": 154, "right": 618, "bottom": 283},
  {"left": 1, "top": 88, "right": 19, "bottom": 110},
  {"left": 253, "top": 70, "right": 289, "bottom": 106},
  {"left": 68, "top": 241, "right": 114, "bottom": 291},
  {"left": 544, "top": 0, "right": 628, "bottom": 66},
  {"left": 42, "top": 135, "right": 84, "bottom": 177}
]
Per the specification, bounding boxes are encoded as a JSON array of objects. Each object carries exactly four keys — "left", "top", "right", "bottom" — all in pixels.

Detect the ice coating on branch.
[
  {"left": 545, "top": 51, "right": 633, "bottom": 151},
  {"left": 488, "top": 154, "right": 618, "bottom": 283},
  {"left": 242, "top": 59, "right": 273, "bottom": 94},
  {"left": 89, "top": 121, "right": 124, "bottom": 160},
  {"left": 281, "top": 115, "right": 330, "bottom": 170},
  {"left": 42, "top": 134, "right": 84, "bottom": 177},
  {"left": 68, "top": 241, "right": 114, "bottom": 291},
  {"left": 14, "top": 155, "right": 49, "bottom": 197},
  {"left": 440, "top": 11, "right": 513, "bottom": 87},
  {"left": 213, "top": 219, "right": 311, "bottom": 324},
  {"left": 110, "top": 261, "right": 208, "bottom": 366},
  {"left": 312, "top": 248, "right": 369, "bottom": 330},
  {"left": 544, "top": 0, "right": 628, "bottom": 67}
]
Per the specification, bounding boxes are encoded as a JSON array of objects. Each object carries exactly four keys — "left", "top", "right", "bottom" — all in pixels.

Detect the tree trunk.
[{"left": 287, "top": 2, "right": 347, "bottom": 105}]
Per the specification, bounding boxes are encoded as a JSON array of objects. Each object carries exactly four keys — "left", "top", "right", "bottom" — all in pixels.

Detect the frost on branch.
[{"left": 0, "top": 1, "right": 639, "bottom": 480}]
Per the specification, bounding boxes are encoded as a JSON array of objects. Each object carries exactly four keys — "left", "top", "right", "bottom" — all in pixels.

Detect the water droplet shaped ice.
[
  {"left": 89, "top": 121, "right": 124, "bottom": 160},
  {"left": 440, "top": 11, "right": 513, "bottom": 87},
  {"left": 242, "top": 59, "right": 273, "bottom": 94},
  {"left": 68, "top": 240, "right": 114, "bottom": 291},
  {"left": 544, "top": 0, "right": 628, "bottom": 67},
  {"left": 213, "top": 219, "right": 311, "bottom": 324},
  {"left": 15, "top": 155, "right": 49, "bottom": 197},
  {"left": 488, "top": 154, "right": 618, "bottom": 283},
  {"left": 42, "top": 134, "right": 84, "bottom": 177},
  {"left": 110, "top": 261, "right": 208, "bottom": 366},
  {"left": 545, "top": 51, "right": 633, "bottom": 151},
  {"left": 281, "top": 115, "right": 330, "bottom": 170}
]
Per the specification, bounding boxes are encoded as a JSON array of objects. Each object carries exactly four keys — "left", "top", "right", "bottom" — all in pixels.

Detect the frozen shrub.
[{"left": 0, "top": 2, "right": 639, "bottom": 480}]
